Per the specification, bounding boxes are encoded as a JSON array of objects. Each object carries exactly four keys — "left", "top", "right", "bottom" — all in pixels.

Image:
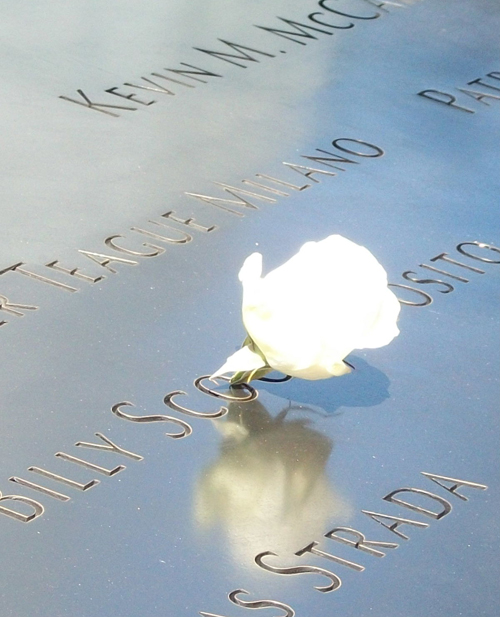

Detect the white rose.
[{"left": 212, "top": 235, "right": 400, "bottom": 382}]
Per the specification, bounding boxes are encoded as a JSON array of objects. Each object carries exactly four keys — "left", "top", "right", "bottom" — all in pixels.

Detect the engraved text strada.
[
  {"left": 0, "top": 373, "right": 488, "bottom": 612},
  {"left": 200, "top": 471, "right": 488, "bottom": 615},
  {"left": 0, "top": 369, "right": 490, "bottom": 615}
]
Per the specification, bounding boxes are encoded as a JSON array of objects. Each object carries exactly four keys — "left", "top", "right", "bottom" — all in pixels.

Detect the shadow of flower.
[{"left": 257, "top": 356, "right": 390, "bottom": 414}]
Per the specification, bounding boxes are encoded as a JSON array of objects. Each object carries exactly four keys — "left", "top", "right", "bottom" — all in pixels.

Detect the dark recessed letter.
[
  {"left": 362, "top": 510, "right": 428, "bottom": 540},
  {"left": 295, "top": 541, "right": 364, "bottom": 571},
  {"left": 402, "top": 271, "right": 454, "bottom": 293},
  {"left": 383, "top": 488, "right": 452, "bottom": 520},
  {"left": 388, "top": 283, "right": 433, "bottom": 306},
  {"left": 164, "top": 391, "right": 227, "bottom": 419},
  {"left": 325, "top": 526, "right": 398, "bottom": 558},
  {"left": 417, "top": 90, "right": 475, "bottom": 113},
  {"left": 421, "top": 472, "right": 488, "bottom": 502},
  {"left": 308, "top": 12, "right": 354, "bottom": 29},
  {"left": 78, "top": 250, "right": 138, "bottom": 273},
  {"left": 332, "top": 138, "right": 384, "bottom": 157},
  {"left": 111, "top": 401, "right": 192, "bottom": 439},
  {"left": 456, "top": 241, "right": 500, "bottom": 264},
  {"left": 105, "top": 235, "right": 165, "bottom": 257},
  {"left": 318, "top": 0, "right": 380, "bottom": 19},
  {"left": 255, "top": 551, "right": 341, "bottom": 592},
  {"left": 0, "top": 295, "right": 38, "bottom": 317},
  {"left": 45, "top": 260, "right": 104, "bottom": 283},
  {"left": 0, "top": 492, "right": 44, "bottom": 523},
  {"left": 75, "top": 432, "right": 144, "bottom": 461},
  {"left": 194, "top": 376, "right": 257, "bottom": 402},
  {"left": 229, "top": 589, "right": 295, "bottom": 616}
]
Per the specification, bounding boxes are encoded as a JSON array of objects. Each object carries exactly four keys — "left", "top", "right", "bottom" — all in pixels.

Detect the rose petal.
[
  {"left": 238, "top": 235, "right": 400, "bottom": 380},
  {"left": 210, "top": 345, "right": 267, "bottom": 381}
]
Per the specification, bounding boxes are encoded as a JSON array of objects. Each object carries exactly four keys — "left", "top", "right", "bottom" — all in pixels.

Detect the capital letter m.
[{"left": 193, "top": 39, "right": 274, "bottom": 68}]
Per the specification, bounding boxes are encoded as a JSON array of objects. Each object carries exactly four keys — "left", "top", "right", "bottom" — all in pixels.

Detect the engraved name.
[
  {"left": 59, "top": 0, "right": 412, "bottom": 119},
  {"left": 418, "top": 70, "right": 500, "bottom": 114},
  {"left": 200, "top": 471, "right": 487, "bottom": 616},
  {"left": 0, "top": 376, "right": 255, "bottom": 523},
  {"left": 1, "top": 136, "right": 383, "bottom": 330},
  {"left": 2, "top": 374, "right": 488, "bottom": 616},
  {"left": 390, "top": 240, "right": 500, "bottom": 307}
]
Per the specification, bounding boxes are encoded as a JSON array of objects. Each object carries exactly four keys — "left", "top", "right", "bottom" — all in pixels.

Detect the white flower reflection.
[{"left": 195, "top": 400, "right": 351, "bottom": 566}]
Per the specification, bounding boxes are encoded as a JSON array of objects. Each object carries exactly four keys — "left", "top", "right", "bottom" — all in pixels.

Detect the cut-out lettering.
[
  {"left": 111, "top": 401, "right": 192, "bottom": 439},
  {"left": 456, "top": 241, "right": 500, "bottom": 264},
  {"left": 130, "top": 222, "right": 193, "bottom": 244},
  {"left": 0, "top": 295, "right": 38, "bottom": 317},
  {"left": 430, "top": 252, "right": 485, "bottom": 273},
  {"left": 402, "top": 271, "right": 454, "bottom": 293},
  {"left": 9, "top": 477, "right": 70, "bottom": 502},
  {"left": 200, "top": 589, "right": 295, "bottom": 617},
  {"left": 194, "top": 40, "right": 274, "bottom": 68},
  {"left": 78, "top": 250, "right": 138, "bottom": 273},
  {"left": 229, "top": 589, "right": 294, "bottom": 616},
  {"left": 255, "top": 551, "right": 341, "bottom": 592},
  {"left": 383, "top": 488, "right": 452, "bottom": 520},
  {"left": 467, "top": 77, "right": 500, "bottom": 92},
  {"left": 194, "top": 376, "right": 257, "bottom": 402},
  {"left": 362, "top": 510, "right": 428, "bottom": 540},
  {"left": 421, "top": 472, "right": 488, "bottom": 502},
  {"left": 331, "top": 138, "right": 384, "bottom": 157},
  {"left": 256, "top": 17, "right": 332, "bottom": 45},
  {"left": 388, "top": 283, "right": 433, "bottom": 306},
  {"left": 308, "top": 11, "right": 354, "bottom": 29},
  {"left": 214, "top": 183, "right": 276, "bottom": 203},
  {"left": 123, "top": 77, "right": 176, "bottom": 96},
  {"left": 59, "top": 89, "right": 136, "bottom": 116},
  {"left": 75, "top": 432, "right": 144, "bottom": 461},
  {"left": 241, "top": 179, "right": 290, "bottom": 196},
  {"left": 457, "top": 88, "right": 500, "bottom": 105},
  {"left": 417, "top": 265, "right": 468, "bottom": 284},
  {"left": 161, "top": 211, "right": 217, "bottom": 233},
  {"left": 104, "top": 235, "right": 165, "bottom": 257},
  {"left": 319, "top": 0, "right": 380, "bottom": 19},
  {"left": 27, "top": 467, "right": 99, "bottom": 491},
  {"left": 295, "top": 541, "right": 364, "bottom": 572},
  {"left": 282, "top": 162, "right": 336, "bottom": 182},
  {"left": 254, "top": 173, "right": 309, "bottom": 191},
  {"left": 186, "top": 183, "right": 274, "bottom": 217},
  {"left": 161, "top": 63, "right": 221, "bottom": 83},
  {"left": 105, "top": 87, "right": 155, "bottom": 106},
  {"left": 0, "top": 262, "right": 78, "bottom": 292},
  {"left": 325, "top": 526, "right": 398, "bottom": 558},
  {"left": 302, "top": 148, "right": 358, "bottom": 171},
  {"left": 164, "top": 391, "right": 227, "bottom": 419},
  {"left": 0, "top": 492, "right": 44, "bottom": 523},
  {"left": 45, "top": 260, "right": 104, "bottom": 283},
  {"left": 55, "top": 452, "right": 125, "bottom": 477},
  {"left": 417, "top": 90, "right": 475, "bottom": 113}
]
